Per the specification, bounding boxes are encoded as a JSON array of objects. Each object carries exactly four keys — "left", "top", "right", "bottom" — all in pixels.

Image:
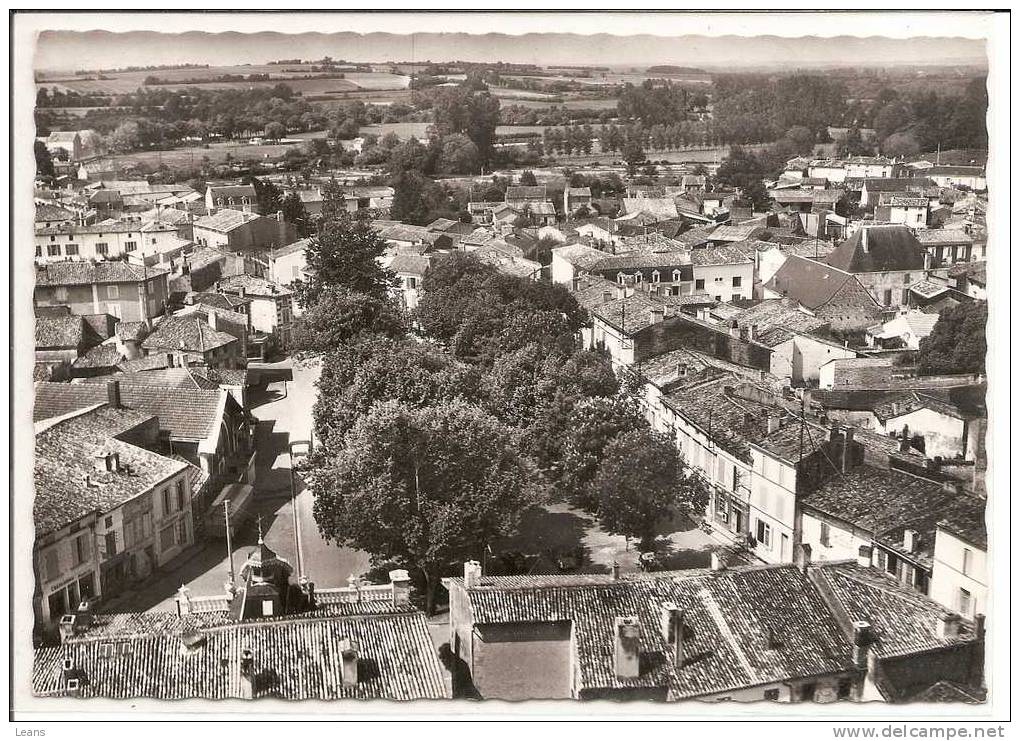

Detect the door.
[
  {"left": 780, "top": 533, "right": 790, "bottom": 562},
  {"left": 734, "top": 510, "right": 743, "bottom": 535}
]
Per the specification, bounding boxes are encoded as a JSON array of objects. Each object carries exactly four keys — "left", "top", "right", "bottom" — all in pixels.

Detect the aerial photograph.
[{"left": 10, "top": 10, "right": 1006, "bottom": 726}]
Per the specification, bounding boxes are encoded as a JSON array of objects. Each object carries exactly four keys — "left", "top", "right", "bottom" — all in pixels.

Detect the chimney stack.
[
  {"left": 660, "top": 603, "right": 686, "bottom": 669},
  {"left": 936, "top": 613, "right": 962, "bottom": 639},
  {"left": 902, "top": 529, "right": 918, "bottom": 554},
  {"left": 340, "top": 638, "right": 360, "bottom": 687},
  {"left": 861, "top": 227, "right": 870, "bottom": 254},
  {"left": 613, "top": 616, "right": 641, "bottom": 680},
  {"left": 857, "top": 545, "right": 873, "bottom": 568},
  {"left": 729, "top": 319, "right": 740, "bottom": 338},
  {"left": 851, "top": 620, "right": 872, "bottom": 669},
  {"left": 795, "top": 543, "right": 812, "bottom": 574},
  {"left": 650, "top": 308, "right": 664, "bottom": 324},
  {"left": 749, "top": 324, "right": 758, "bottom": 342},
  {"left": 615, "top": 284, "right": 626, "bottom": 299},
  {"left": 571, "top": 276, "right": 581, "bottom": 292},
  {"left": 175, "top": 585, "right": 193, "bottom": 616},
  {"left": 106, "top": 379, "right": 121, "bottom": 408},
  {"left": 602, "top": 290, "right": 613, "bottom": 304},
  {"left": 841, "top": 427, "right": 855, "bottom": 473},
  {"left": 611, "top": 561, "right": 620, "bottom": 581},
  {"left": 207, "top": 311, "right": 219, "bottom": 332},
  {"left": 464, "top": 560, "right": 482, "bottom": 589},
  {"left": 389, "top": 569, "right": 411, "bottom": 608},
  {"left": 710, "top": 550, "right": 726, "bottom": 571},
  {"left": 239, "top": 648, "right": 255, "bottom": 699}
]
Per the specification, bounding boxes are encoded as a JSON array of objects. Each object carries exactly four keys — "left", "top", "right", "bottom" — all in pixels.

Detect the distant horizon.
[{"left": 34, "top": 30, "right": 987, "bottom": 74}]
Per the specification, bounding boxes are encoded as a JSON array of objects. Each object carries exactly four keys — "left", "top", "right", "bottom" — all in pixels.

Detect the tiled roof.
[
  {"left": 35, "top": 262, "right": 168, "bottom": 287},
  {"left": 946, "top": 260, "right": 985, "bottom": 285},
  {"left": 907, "top": 280, "right": 949, "bottom": 300},
  {"left": 115, "top": 321, "right": 149, "bottom": 342},
  {"left": 142, "top": 316, "right": 238, "bottom": 354},
  {"left": 186, "top": 292, "right": 251, "bottom": 312},
  {"left": 387, "top": 253, "right": 431, "bottom": 275},
  {"left": 812, "top": 561, "right": 976, "bottom": 659},
  {"left": 375, "top": 223, "right": 431, "bottom": 244},
  {"left": 207, "top": 184, "right": 257, "bottom": 199},
  {"left": 860, "top": 178, "right": 935, "bottom": 193},
  {"left": 707, "top": 224, "right": 764, "bottom": 243},
  {"left": 452, "top": 564, "right": 854, "bottom": 700},
  {"left": 34, "top": 381, "right": 229, "bottom": 441},
  {"left": 733, "top": 299, "right": 828, "bottom": 335},
  {"left": 801, "top": 467, "right": 955, "bottom": 566},
  {"left": 590, "top": 293, "right": 668, "bottom": 335},
  {"left": 926, "top": 166, "right": 984, "bottom": 177},
  {"left": 34, "top": 406, "right": 187, "bottom": 536},
  {"left": 193, "top": 209, "right": 260, "bottom": 232},
  {"left": 33, "top": 603, "right": 448, "bottom": 700},
  {"left": 34, "top": 204, "right": 76, "bottom": 223},
  {"left": 272, "top": 237, "right": 312, "bottom": 259},
  {"left": 910, "top": 681, "right": 985, "bottom": 704},
  {"left": 551, "top": 243, "right": 610, "bottom": 272},
  {"left": 688, "top": 245, "right": 754, "bottom": 267},
  {"left": 766, "top": 255, "right": 864, "bottom": 310},
  {"left": 191, "top": 367, "right": 248, "bottom": 388},
  {"left": 872, "top": 392, "right": 966, "bottom": 423},
  {"left": 915, "top": 229, "right": 974, "bottom": 246},
  {"left": 117, "top": 355, "right": 170, "bottom": 373},
  {"left": 936, "top": 496, "right": 988, "bottom": 551},
  {"left": 621, "top": 198, "right": 679, "bottom": 221},
  {"left": 826, "top": 226, "right": 926, "bottom": 273},
  {"left": 506, "top": 185, "right": 547, "bottom": 201},
  {"left": 82, "top": 368, "right": 221, "bottom": 392},
  {"left": 769, "top": 189, "right": 842, "bottom": 204},
  {"left": 71, "top": 343, "right": 123, "bottom": 370},
  {"left": 591, "top": 251, "right": 691, "bottom": 273},
  {"left": 35, "top": 315, "right": 86, "bottom": 349},
  {"left": 566, "top": 187, "right": 592, "bottom": 197}
]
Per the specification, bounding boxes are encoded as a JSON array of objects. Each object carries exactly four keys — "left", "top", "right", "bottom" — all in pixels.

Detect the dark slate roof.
[
  {"left": 387, "top": 254, "right": 431, "bottom": 275},
  {"left": 766, "top": 255, "right": 868, "bottom": 310},
  {"left": 34, "top": 406, "right": 188, "bottom": 536},
  {"left": 936, "top": 496, "right": 988, "bottom": 551},
  {"left": 33, "top": 606, "right": 449, "bottom": 700},
  {"left": 35, "top": 262, "right": 168, "bottom": 287},
  {"left": 591, "top": 252, "right": 692, "bottom": 273},
  {"left": 35, "top": 315, "right": 87, "bottom": 349},
  {"left": 207, "top": 184, "right": 257, "bottom": 199},
  {"left": 861, "top": 178, "right": 936, "bottom": 193},
  {"left": 449, "top": 564, "right": 855, "bottom": 700},
  {"left": 219, "top": 273, "right": 293, "bottom": 298},
  {"left": 34, "top": 381, "right": 229, "bottom": 441},
  {"left": 142, "top": 316, "right": 238, "bottom": 354},
  {"left": 186, "top": 292, "right": 251, "bottom": 312},
  {"left": 826, "top": 226, "right": 926, "bottom": 273},
  {"left": 812, "top": 561, "right": 977, "bottom": 660},
  {"left": 910, "top": 681, "right": 985, "bottom": 704}
]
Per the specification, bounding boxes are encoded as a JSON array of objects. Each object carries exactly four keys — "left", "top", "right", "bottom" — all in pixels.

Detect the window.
[
  {"left": 47, "top": 244, "right": 62, "bottom": 257},
  {"left": 65, "top": 244, "right": 79, "bottom": 256},
  {"left": 178, "top": 518, "right": 189, "bottom": 546},
  {"left": 160, "top": 525, "right": 175, "bottom": 551},
  {"left": 901, "top": 289, "right": 909, "bottom": 305},
  {"left": 962, "top": 547, "right": 972, "bottom": 576},
  {"left": 958, "top": 588, "right": 972, "bottom": 616},
  {"left": 44, "top": 548, "right": 60, "bottom": 582},
  {"left": 883, "top": 289, "right": 893, "bottom": 306},
  {"left": 837, "top": 679, "right": 853, "bottom": 700},
  {"left": 95, "top": 243, "right": 109, "bottom": 256},
  {"left": 799, "top": 683, "right": 816, "bottom": 702},
  {"left": 715, "top": 494, "right": 729, "bottom": 524},
  {"left": 105, "top": 532, "right": 118, "bottom": 557},
  {"left": 72, "top": 533, "right": 90, "bottom": 567},
  {"left": 756, "top": 519, "right": 772, "bottom": 548},
  {"left": 651, "top": 270, "right": 660, "bottom": 283},
  {"left": 885, "top": 552, "right": 898, "bottom": 576},
  {"left": 819, "top": 521, "right": 830, "bottom": 547},
  {"left": 124, "top": 241, "right": 137, "bottom": 252},
  {"left": 161, "top": 488, "right": 173, "bottom": 515},
  {"left": 176, "top": 480, "right": 186, "bottom": 511},
  {"left": 903, "top": 273, "right": 911, "bottom": 284},
  {"left": 35, "top": 245, "right": 42, "bottom": 257},
  {"left": 105, "top": 516, "right": 113, "bottom": 528},
  {"left": 634, "top": 272, "right": 643, "bottom": 283},
  {"left": 695, "top": 278, "right": 705, "bottom": 290},
  {"left": 732, "top": 276, "right": 742, "bottom": 287},
  {"left": 764, "top": 689, "right": 780, "bottom": 701},
  {"left": 731, "top": 294, "right": 741, "bottom": 302},
  {"left": 151, "top": 237, "right": 157, "bottom": 245},
  {"left": 107, "top": 285, "right": 119, "bottom": 299},
  {"left": 672, "top": 270, "right": 681, "bottom": 282},
  {"left": 50, "top": 235, "right": 56, "bottom": 242},
  {"left": 617, "top": 273, "right": 626, "bottom": 285},
  {"left": 261, "top": 599, "right": 274, "bottom": 616}
]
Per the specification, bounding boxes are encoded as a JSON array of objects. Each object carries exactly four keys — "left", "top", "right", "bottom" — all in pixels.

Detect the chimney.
[
  {"left": 861, "top": 227, "right": 869, "bottom": 254},
  {"left": 650, "top": 307, "right": 664, "bottom": 324},
  {"left": 613, "top": 616, "right": 641, "bottom": 679},
  {"left": 710, "top": 550, "right": 726, "bottom": 571},
  {"left": 611, "top": 561, "right": 620, "bottom": 581},
  {"left": 767, "top": 414, "right": 780, "bottom": 435},
  {"left": 58, "top": 614, "right": 77, "bottom": 644},
  {"left": 748, "top": 324, "right": 758, "bottom": 342},
  {"left": 676, "top": 362, "right": 687, "bottom": 379},
  {"left": 389, "top": 569, "right": 411, "bottom": 607},
  {"left": 936, "top": 612, "right": 962, "bottom": 639},
  {"left": 571, "top": 276, "right": 581, "bottom": 292},
  {"left": 851, "top": 620, "right": 872, "bottom": 669},
  {"left": 974, "top": 613, "right": 986, "bottom": 640},
  {"left": 175, "top": 585, "right": 193, "bottom": 616},
  {"left": 239, "top": 648, "right": 255, "bottom": 699},
  {"left": 795, "top": 543, "right": 812, "bottom": 573},
  {"left": 340, "top": 638, "right": 360, "bottom": 686},
  {"left": 902, "top": 529, "right": 918, "bottom": 554},
  {"left": 841, "top": 427, "right": 855, "bottom": 473},
  {"left": 729, "top": 319, "right": 740, "bottom": 338},
  {"left": 615, "top": 284, "right": 626, "bottom": 299},
  {"left": 106, "top": 379, "right": 121, "bottom": 408},
  {"left": 857, "top": 545, "right": 873, "bottom": 568},
  {"left": 464, "top": 560, "right": 482, "bottom": 589},
  {"left": 942, "top": 479, "right": 964, "bottom": 496},
  {"left": 207, "top": 311, "right": 219, "bottom": 332},
  {"left": 660, "top": 603, "right": 686, "bottom": 668},
  {"left": 829, "top": 423, "right": 841, "bottom": 443},
  {"left": 602, "top": 290, "right": 613, "bottom": 304}
]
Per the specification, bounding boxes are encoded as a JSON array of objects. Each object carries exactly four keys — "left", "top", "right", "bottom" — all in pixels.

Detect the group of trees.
[
  {"left": 871, "top": 79, "right": 988, "bottom": 158},
  {"left": 616, "top": 79, "right": 707, "bottom": 126},
  {"left": 541, "top": 120, "right": 715, "bottom": 158},
  {"left": 912, "top": 301, "right": 987, "bottom": 376}
]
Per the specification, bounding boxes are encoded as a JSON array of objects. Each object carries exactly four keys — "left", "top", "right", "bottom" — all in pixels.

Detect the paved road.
[{"left": 111, "top": 358, "right": 372, "bottom": 614}]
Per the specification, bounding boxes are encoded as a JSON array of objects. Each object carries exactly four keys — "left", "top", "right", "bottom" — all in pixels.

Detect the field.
[
  {"left": 105, "top": 140, "right": 305, "bottom": 170},
  {"left": 501, "top": 72, "right": 713, "bottom": 87},
  {"left": 36, "top": 65, "right": 409, "bottom": 96},
  {"left": 359, "top": 123, "right": 552, "bottom": 140},
  {"left": 496, "top": 97, "right": 619, "bottom": 111}
]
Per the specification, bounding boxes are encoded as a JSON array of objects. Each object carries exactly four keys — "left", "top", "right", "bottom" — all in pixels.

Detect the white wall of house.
[
  {"left": 35, "top": 225, "right": 181, "bottom": 262},
  {"left": 770, "top": 335, "right": 857, "bottom": 387},
  {"left": 930, "top": 528, "right": 987, "bottom": 619},
  {"left": 747, "top": 447, "right": 799, "bottom": 564},
  {"left": 888, "top": 204, "right": 928, "bottom": 227},
  {"left": 801, "top": 510, "right": 871, "bottom": 565},
  {"left": 693, "top": 262, "right": 754, "bottom": 302},
  {"left": 551, "top": 251, "right": 580, "bottom": 286},
  {"left": 588, "top": 317, "right": 634, "bottom": 367},
  {"left": 808, "top": 165, "right": 847, "bottom": 183},
  {"left": 847, "top": 163, "right": 895, "bottom": 179},
  {"left": 880, "top": 407, "right": 970, "bottom": 461},
  {"left": 151, "top": 472, "right": 194, "bottom": 566}
]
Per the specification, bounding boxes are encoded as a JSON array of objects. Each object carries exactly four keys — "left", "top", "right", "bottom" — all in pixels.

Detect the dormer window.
[
  {"left": 617, "top": 272, "right": 626, "bottom": 285},
  {"left": 672, "top": 270, "right": 681, "bottom": 282},
  {"left": 651, "top": 270, "right": 660, "bottom": 283},
  {"left": 634, "top": 272, "right": 643, "bottom": 283}
]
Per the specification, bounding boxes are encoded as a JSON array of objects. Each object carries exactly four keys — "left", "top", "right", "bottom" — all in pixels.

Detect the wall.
[
  {"left": 472, "top": 622, "right": 574, "bottom": 700},
  {"left": 551, "top": 252, "right": 579, "bottom": 286},
  {"left": 748, "top": 449, "right": 799, "bottom": 563},
  {"left": 810, "top": 279, "right": 885, "bottom": 334},
  {"left": 589, "top": 317, "right": 635, "bottom": 367},
  {"left": 881, "top": 407, "right": 967, "bottom": 461},
  {"left": 930, "top": 529, "right": 987, "bottom": 618},
  {"left": 855, "top": 270, "right": 924, "bottom": 309},
  {"left": 771, "top": 335, "right": 857, "bottom": 387},
  {"left": 876, "top": 643, "right": 983, "bottom": 702},
  {"left": 33, "top": 518, "right": 102, "bottom": 625},
  {"left": 693, "top": 262, "right": 754, "bottom": 302},
  {"left": 633, "top": 315, "right": 773, "bottom": 370},
  {"left": 35, "top": 225, "right": 181, "bottom": 263},
  {"left": 801, "top": 510, "right": 872, "bottom": 565}
]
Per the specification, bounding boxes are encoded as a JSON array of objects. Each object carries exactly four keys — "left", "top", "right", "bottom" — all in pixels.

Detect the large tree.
[
  {"left": 34, "top": 141, "right": 54, "bottom": 179},
  {"left": 593, "top": 428, "right": 709, "bottom": 551},
  {"left": 915, "top": 302, "right": 987, "bottom": 376},
  {"left": 295, "top": 210, "right": 395, "bottom": 307},
  {"left": 281, "top": 191, "right": 311, "bottom": 237},
  {"left": 312, "top": 399, "right": 539, "bottom": 613},
  {"left": 290, "top": 286, "right": 406, "bottom": 357}
]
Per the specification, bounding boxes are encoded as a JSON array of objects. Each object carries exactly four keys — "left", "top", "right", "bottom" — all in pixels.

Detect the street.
[{"left": 108, "top": 357, "right": 372, "bottom": 614}]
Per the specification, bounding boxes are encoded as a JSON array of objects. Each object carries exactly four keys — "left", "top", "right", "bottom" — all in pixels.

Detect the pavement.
[{"left": 105, "top": 357, "right": 372, "bottom": 615}]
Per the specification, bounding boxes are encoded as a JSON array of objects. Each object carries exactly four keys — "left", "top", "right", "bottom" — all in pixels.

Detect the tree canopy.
[{"left": 915, "top": 302, "right": 987, "bottom": 376}]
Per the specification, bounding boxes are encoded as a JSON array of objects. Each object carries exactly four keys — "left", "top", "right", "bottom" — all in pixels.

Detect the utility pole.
[{"left": 224, "top": 499, "right": 236, "bottom": 588}]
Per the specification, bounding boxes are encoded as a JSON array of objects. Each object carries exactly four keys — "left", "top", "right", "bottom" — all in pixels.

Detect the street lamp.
[{"left": 288, "top": 437, "right": 313, "bottom": 581}]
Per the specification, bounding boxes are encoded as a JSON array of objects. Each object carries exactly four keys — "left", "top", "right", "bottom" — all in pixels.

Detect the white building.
[
  {"left": 35, "top": 219, "right": 187, "bottom": 263},
  {"left": 930, "top": 506, "right": 987, "bottom": 619}
]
